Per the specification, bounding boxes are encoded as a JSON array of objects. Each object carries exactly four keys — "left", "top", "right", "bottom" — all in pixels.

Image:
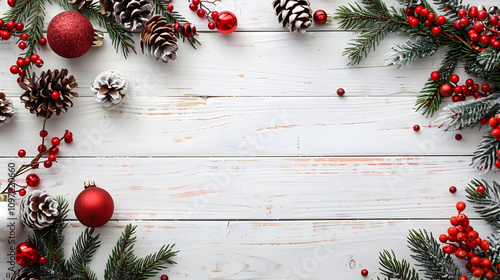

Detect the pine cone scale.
[
  {"left": 0, "top": 92, "right": 15, "bottom": 126},
  {"left": 141, "top": 15, "right": 178, "bottom": 63}
]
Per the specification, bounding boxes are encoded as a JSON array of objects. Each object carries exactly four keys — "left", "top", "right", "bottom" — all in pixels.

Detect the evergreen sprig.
[
  {"left": 466, "top": 179, "right": 500, "bottom": 229},
  {"left": 14, "top": 197, "right": 177, "bottom": 280},
  {"left": 471, "top": 133, "right": 500, "bottom": 171},
  {"left": 377, "top": 250, "right": 421, "bottom": 280}
]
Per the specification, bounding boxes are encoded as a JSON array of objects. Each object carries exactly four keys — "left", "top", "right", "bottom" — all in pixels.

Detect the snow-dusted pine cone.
[
  {"left": 67, "top": 0, "right": 92, "bottom": 10},
  {"left": 11, "top": 270, "right": 41, "bottom": 280},
  {"left": 141, "top": 15, "right": 178, "bottom": 63},
  {"left": 19, "top": 69, "right": 78, "bottom": 119},
  {"left": 113, "top": 0, "right": 153, "bottom": 31},
  {"left": 0, "top": 92, "right": 15, "bottom": 126},
  {"left": 272, "top": 0, "right": 312, "bottom": 33},
  {"left": 91, "top": 70, "right": 127, "bottom": 108},
  {"left": 20, "top": 190, "right": 59, "bottom": 230}
]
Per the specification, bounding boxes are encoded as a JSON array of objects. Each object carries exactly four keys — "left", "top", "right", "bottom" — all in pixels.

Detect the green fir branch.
[
  {"left": 437, "top": 92, "right": 500, "bottom": 131},
  {"left": 477, "top": 47, "right": 500, "bottom": 72},
  {"left": 407, "top": 229, "right": 462, "bottom": 280},
  {"left": 415, "top": 49, "right": 458, "bottom": 117},
  {"left": 71, "top": 263, "right": 98, "bottom": 280},
  {"left": 471, "top": 133, "right": 500, "bottom": 171},
  {"left": 67, "top": 228, "right": 101, "bottom": 273},
  {"left": 466, "top": 179, "right": 500, "bottom": 229},
  {"left": 378, "top": 250, "right": 421, "bottom": 280},
  {"left": 385, "top": 35, "right": 438, "bottom": 67},
  {"left": 133, "top": 244, "right": 178, "bottom": 280},
  {"left": 104, "top": 224, "right": 138, "bottom": 280},
  {"left": 153, "top": 0, "right": 200, "bottom": 48},
  {"left": 53, "top": 0, "right": 136, "bottom": 58},
  {"left": 432, "top": 0, "right": 463, "bottom": 19}
]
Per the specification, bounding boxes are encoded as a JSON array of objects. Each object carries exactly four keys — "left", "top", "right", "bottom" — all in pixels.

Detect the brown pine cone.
[
  {"left": 67, "top": 0, "right": 92, "bottom": 10},
  {"left": 19, "top": 69, "right": 78, "bottom": 119},
  {"left": 272, "top": 0, "right": 312, "bottom": 33},
  {"left": 11, "top": 269, "right": 41, "bottom": 280},
  {"left": 20, "top": 190, "right": 59, "bottom": 230},
  {"left": 114, "top": 0, "right": 153, "bottom": 31},
  {"left": 141, "top": 15, "right": 178, "bottom": 63},
  {"left": 0, "top": 92, "right": 15, "bottom": 126},
  {"left": 100, "top": 0, "right": 114, "bottom": 14}
]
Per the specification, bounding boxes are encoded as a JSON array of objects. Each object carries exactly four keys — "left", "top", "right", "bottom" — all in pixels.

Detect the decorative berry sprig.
[{"left": 0, "top": 116, "right": 74, "bottom": 196}]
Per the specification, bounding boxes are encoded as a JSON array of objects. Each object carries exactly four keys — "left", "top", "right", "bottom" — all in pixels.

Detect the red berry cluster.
[
  {"left": 434, "top": 74, "right": 494, "bottom": 102},
  {"left": 488, "top": 116, "right": 500, "bottom": 168},
  {"left": 454, "top": 7, "right": 500, "bottom": 50},
  {"left": 11, "top": 129, "right": 74, "bottom": 196},
  {"left": 405, "top": 5, "right": 446, "bottom": 34},
  {"left": 187, "top": 0, "right": 220, "bottom": 31},
  {"left": 439, "top": 201, "right": 495, "bottom": 279}
]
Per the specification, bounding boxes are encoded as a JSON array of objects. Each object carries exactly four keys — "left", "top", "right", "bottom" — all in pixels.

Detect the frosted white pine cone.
[
  {"left": 91, "top": 70, "right": 127, "bottom": 108},
  {"left": 20, "top": 190, "right": 59, "bottom": 230},
  {"left": 0, "top": 92, "right": 15, "bottom": 126}
]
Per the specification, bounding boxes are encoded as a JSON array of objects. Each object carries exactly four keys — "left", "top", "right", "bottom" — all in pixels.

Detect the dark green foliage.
[
  {"left": 466, "top": 179, "right": 500, "bottom": 229},
  {"left": 471, "top": 133, "right": 500, "bottom": 171},
  {"left": 378, "top": 250, "right": 421, "bottom": 280},
  {"left": 12, "top": 197, "right": 177, "bottom": 280}
]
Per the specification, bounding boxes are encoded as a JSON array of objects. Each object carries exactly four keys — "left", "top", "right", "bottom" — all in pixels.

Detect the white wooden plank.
[
  {"left": 0, "top": 96, "right": 486, "bottom": 156},
  {"left": 0, "top": 156, "right": 494, "bottom": 220},
  {"left": 1, "top": 220, "right": 492, "bottom": 279}
]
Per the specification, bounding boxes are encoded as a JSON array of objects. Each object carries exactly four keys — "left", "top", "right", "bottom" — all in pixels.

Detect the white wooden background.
[{"left": 1, "top": 0, "right": 500, "bottom": 279}]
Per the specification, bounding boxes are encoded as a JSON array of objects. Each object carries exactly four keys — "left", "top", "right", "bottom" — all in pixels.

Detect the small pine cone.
[
  {"left": 19, "top": 69, "right": 78, "bottom": 119},
  {"left": 20, "top": 190, "right": 59, "bottom": 230},
  {"left": 11, "top": 269, "right": 41, "bottom": 280},
  {"left": 67, "top": 0, "right": 92, "bottom": 10},
  {"left": 91, "top": 70, "right": 127, "bottom": 108},
  {"left": 141, "top": 15, "right": 178, "bottom": 63},
  {"left": 100, "top": 0, "right": 114, "bottom": 14},
  {"left": 0, "top": 92, "right": 15, "bottom": 126},
  {"left": 113, "top": 0, "right": 153, "bottom": 31},
  {"left": 272, "top": 0, "right": 312, "bottom": 33}
]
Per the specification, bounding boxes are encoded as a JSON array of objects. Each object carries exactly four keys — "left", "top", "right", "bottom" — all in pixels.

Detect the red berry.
[
  {"left": 38, "top": 256, "right": 47, "bottom": 265},
  {"left": 197, "top": 9, "right": 206, "bottom": 18},
  {"left": 449, "top": 186, "right": 457, "bottom": 193},
  {"left": 414, "top": 6, "right": 423, "bottom": 14},
  {"left": 409, "top": 17, "right": 419, "bottom": 27},
  {"left": 479, "top": 117, "right": 488, "bottom": 125},
  {"left": 15, "top": 22, "right": 24, "bottom": 32},
  {"left": 40, "top": 130, "right": 48, "bottom": 138},
  {"left": 189, "top": 3, "right": 198, "bottom": 11},
  {"left": 64, "top": 137, "right": 73, "bottom": 144},
  {"left": 360, "top": 269, "right": 368, "bottom": 276},
  {"left": 7, "top": 0, "right": 16, "bottom": 6},
  {"left": 455, "top": 134, "right": 462, "bottom": 141},
  {"left": 424, "top": 19, "right": 433, "bottom": 27},
  {"left": 38, "top": 144, "right": 47, "bottom": 152},
  {"left": 24, "top": 58, "right": 31, "bottom": 65},
  {"left": 448, "top": 226, "right": 459, "bottom": 236},
  {"left": 465, "top": 79, "right": 474, "bottom": 86},
  {"left": 337, "top": 88, "right": 345, "bottom": 96},
  {"left": 450, "top": 74, "right": 459, "bottom": 83},
  {"left": 496, "top": 160, "right": 500, "bottom": 169},
  {"left": 480, "top": 240, "right": 490, "bottom": 252},
  {"left": 413, "top": 124, "right": 420, "bottom": 131},
  {"left": 18, "top": 149, "right": 26, "bottom": 157},
  {"left": 30, "top": 54, "right": 39, "bottom": 61},
  {"left": 450, "top": 216, "right": 460, "bottom": 226},
  {"left": 491, "top": 128, "right": 500, "bottom": 139},
  {"left": 26, "top": 173, "right": 40, "bottom": 187},
  {"left": 460, "top": 17, "right": 469, "bottom": 27},
  {"left": 405, "top": 7, "right": 414, "bottom": 16},
  {"left": 39, "top": 37, "right": 47, "bottom": 45},
  {"left": 19, "top": 189, "right": 26, "bottom": 196},
  {"left": 430, "top": 71, "right": 440, "bottom": 81},
  {"left": 51, "top": 137, "right": 61, "bottom": 146},
  {"left": 439, "top": 83, "right": 453, "bottom": 97},
  {"left": 6, "top": 21, "right": 15, "bottom": 31},
  {"left": 10, "top": 65, "right": 19, "bottom": 74},
  {"left": 48, "top": 154, "right": 56, "bottom": 162},
  {"left": 421, "top": 8, "right": 430, "bottom": 17},
  {"left": 490, "top": 15, "right": 499, "bottom": 26},
  {"left": 192, "top": 0, "right": 200, "bottom": 4},
  {"left": 481, "top": 84, "right": 490, "bottom": 93},
  {"left": 167, "top": 4, "right": 173, "bottom": 11},
  {"left": 18, "top": 42, "right": 26, "bottom": 50},
  {"left": 458, "top": 9, "right": 467, "bottom": 18},
  {"left": 478, "top": 10, "right": 488, "bottom": 21},
  {"left": 211, "top": 11, "right": 219, "bottom": 20},
  {"left": 432, "top": 26, "right": 442, "bottom": 35},
  {"left": 427, "top": 13, "right": 436, "bottom": 21},
  {"left": 468, "top": 231, "right": 479, "bottom": 240},
  {"left": 471, "top": 256, "right": 481, "bottom": 265},
  {"left": 174, "top": 22, "right": 180, "bottom": 32},
  {"left": 208, "top": 22, "right": 216, "bottom": 30},
  {"left": 439, "top": 234, "right": 448, "bottom": 243},
  {"left": 16, "top": 58, "right": 25, "bottom": 67},
  {"left": 473, "top": 268, "right": 484, "bottom": 278},
  {"left": 456, "top": 232, "right": 466, "bottom": 242},
  {"left": 436, "top": 15, "right": 446, "bottom": 25},
  {"left": 160, "top": 275, "right": 169, "bottom": 280},
  {"left": 35, "top": 59, "right": 43, "bottom": 67},
  {"left": 44, "top": 161, "right": 52, "bottom": 168},
  {"left": 456, "top": 201, "right": 466, "bottom": 212},
  {"left": 20, "top": 33, "right": 28, "bottom": 41},
  {"left": 64, "top": 131, "right": 73, "bottom": 140},
  {"left": 49, "top": 147, "right": 59, "bottom": 155},
  {"left": 452, "top": 95, "right": 461, "bottom": 102},
  {"left": 469, "top": 6, "right": 478, "bottom": 18},
  {"left": 480, "top": 35, "right": 491, "bottom": 45},
  {"left": 0, "top": 20, "right": 3, "bottom": 27},
  {"left": 489, "top": 117, "right": 498, "bottom": 128},
  {"left": 474, "top": 22, "right": 484, "bottom": 32},
  {"left": 51, "top": 91, "right": 60, "bottom": 99},
  {"left": 1, "top": 31, "right": 11, "bottom": 40}
]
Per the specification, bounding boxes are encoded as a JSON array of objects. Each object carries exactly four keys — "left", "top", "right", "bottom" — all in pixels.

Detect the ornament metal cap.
[
  {"left": 93, "top": 30, "right": 104, "bottom": 47},
  {"left": 0, "top": 194, "right": 6, "bottom": 202},
  {"left": 84, "top": 179, "right": 97, "bottom": 189}
]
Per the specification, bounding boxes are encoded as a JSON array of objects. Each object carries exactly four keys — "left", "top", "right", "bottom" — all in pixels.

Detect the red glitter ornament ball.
[
  {"left": 215, "top": 11, "right": 238, "bottom": 34},
  {"left": 47, "top": 11, "right": 94, "bottom": 58},
  {"left": 313, "top": 10, "right": 329, "bottom": 24},
  {"left": 15, "top": 242, "right": 39, "bottom": 267},
  {"left": 74, "top": 184, "right": 114, "bottom": 227},
  {"left": 26, "top": 173, "right": 40, "bottom": 187}
]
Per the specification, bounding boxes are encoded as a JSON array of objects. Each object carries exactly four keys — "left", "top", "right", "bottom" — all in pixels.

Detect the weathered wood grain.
[{"left": 0, "top": 156, "right": 494, "bottom": 220}]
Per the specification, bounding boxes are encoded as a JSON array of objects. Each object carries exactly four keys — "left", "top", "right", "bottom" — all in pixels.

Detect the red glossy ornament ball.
[
  {"left": 47, "top": 11, "right": 94, "bottom": 58},
  {"left": 182, "top": 23, "right": 196, "bottom": 38},
  {"left": 74, "top": 184, "right": 114, "bottom": 227},
  {"left": 313, "top": 10, "right": 328, "bottom": 24},
  {"left": 26, "top": 174, "right": 40, "bottom": 187},
  {"left": 215, "top": 11, "right": 238, "bottom": 34},
  {"left": 18, "top": 149, "right": 26, "bottom": 157},
  {"left": 361, "top": 269, "right": 368, "bottom": 276},
  {"left": 15, "top": 242, "right": 39, "bottom": 267},
  {"left": 439, "top": 83, "right": 453, "bottom": 97}
]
